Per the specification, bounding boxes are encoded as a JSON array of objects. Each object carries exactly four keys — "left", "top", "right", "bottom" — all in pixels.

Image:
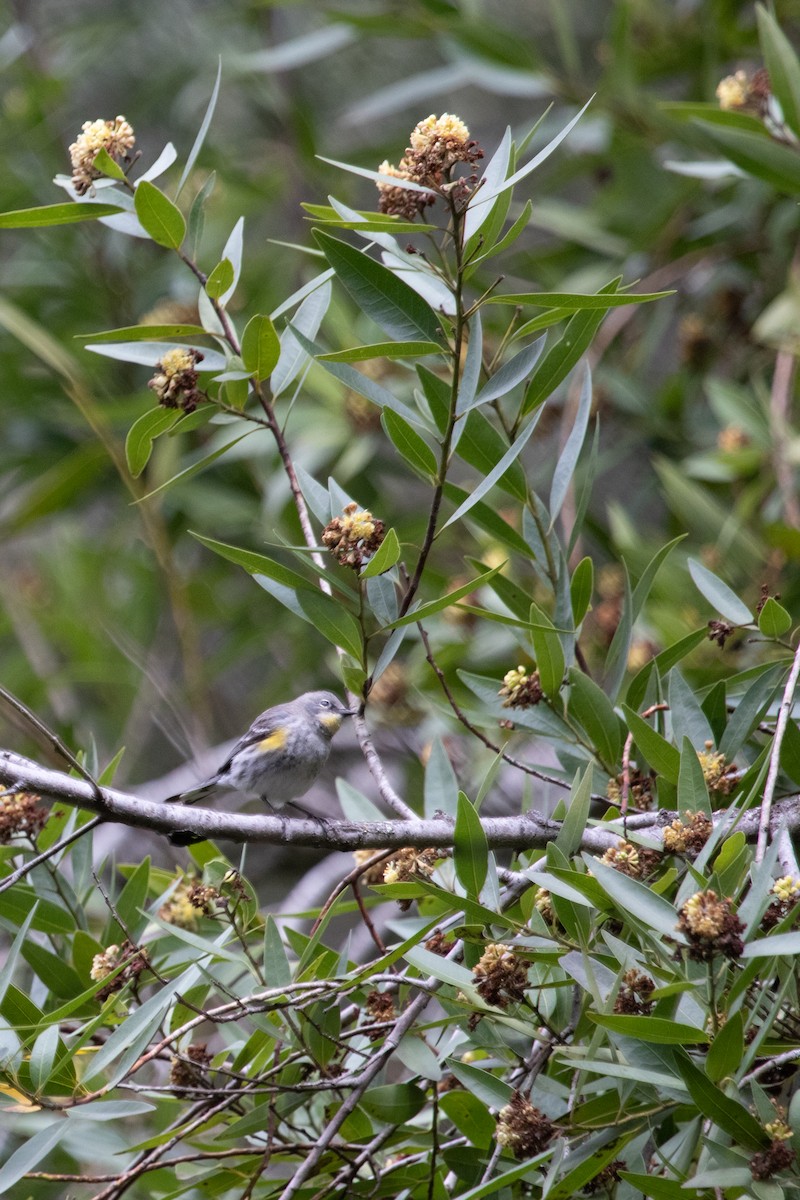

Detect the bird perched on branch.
[{"left": 164, "top": 691, "right": 355, "bottom": 838}]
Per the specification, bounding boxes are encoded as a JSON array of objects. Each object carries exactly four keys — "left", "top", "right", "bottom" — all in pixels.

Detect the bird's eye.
[{"left": 320, "top": 698, "right": 332, "bottom": 708}]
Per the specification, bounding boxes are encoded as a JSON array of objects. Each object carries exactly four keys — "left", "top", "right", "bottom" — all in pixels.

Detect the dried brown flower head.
[
  {"left": 614, "top": 969, "right": 655, "bottom": 1015},
  {"left": 404, "top": 113, "right": 483, "bottom": 196},
  {"left": 662, "top": 811, "right": 713, "bottom": 855},
  {"left": 750, "top": 1137, "right": 795, "bottom": 1180},
  {"left": 69, "top": 115, "right": 135, "bottom": 194},
  {"left": 717, "top": 425, "right": 751, "bottom": 454},
  {"left": 677, "top": 889, "right": 744, "bottom": 961},
  {"left": 383, "top": 847, "right": 440, "bottom": 885},
  {"left": 499, "top": 665, "right": 543, "bottom": 708},
  {"left": 170, "top": 1042, "right": 213, "bottom": 1096},
  {"left": 496, "top": 1091, "right": 555, "bottom": 1159},
  {"left": 472, "top": 943, "right": 529, "bottom": 1008},
  {"left": 599, "top": 842, "right": 642, "bottom": 878},
  {"left": 0, "top": 791, "right": 48, "bottom": 843},
  {"left": 90, "top": 940, "right": 149, "bottom": 1000},
  {"left": 375, "top": 158, "right": 435, "bottom": 220},
  {"left": 322, "top": 503, "right": 385, "bottom": 570},
  {"left": 708, "top": 619, "right": 734, "bottom": 648},
  {"left": 159, "top": 878, "right": 216, "bottom": 930},
  {"left": 584, "top": 1160, "right": 626, "bottom": 1194},
  {"left": 147, "top": 347, "right": 205, "bottom": 414},
  {"left": 365, "top": 990, "right": 397, "bottom": 1026},
  {"left": 606, "top": 769, "right": 654, "bottom": 812},
  {"left": 425, "top": 928, "right": 455, "bottom": 956}
]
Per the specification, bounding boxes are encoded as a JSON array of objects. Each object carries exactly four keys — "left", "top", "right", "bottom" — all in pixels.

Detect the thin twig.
[{"left": 756, "top": 639, "right": 800, "bottom": 863}]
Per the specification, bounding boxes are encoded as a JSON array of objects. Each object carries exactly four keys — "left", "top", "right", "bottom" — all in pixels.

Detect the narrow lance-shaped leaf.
[
  {"left": 382, "top": 410, "right": 439, "bottom": 480},
  {"left": 463, "top": 126, "right": 512, "bottom": 243},
  {"left": 475, "top": 98, "right": 593, "bottom": 206},
  {"left": 529, "top": 602, "right": 565, "bottom": 699},
  {"left": 688, "top": 558, "right": 753, "bottom": 625},
  {"left": 454, "top": 792, "right": 489, "bottom": 900},
  {"left": 442, "top": 411, "right": 541, "bottom": 530},
  {"left": 487, "top": 289, "right": 674, "bottom": 310},
  {"left": 0, "top": 202, "right": 124, "bottom": 228},
  {"left": 694, "top": 119, "right": 800, "bottom": 193},
  {"left": 522, "top": 279, "right": 621, "bottom": 416},
  {"left": 455, "top": 310, "right": 483, "bottom": 415},
  {"left": 385, "top": 563, "right": 504, "bottom": 630},
  {"left": 176, "top": 57, "right": 222, "bottom": 197},
  {"left": 549, "top": 362, "right": 592, "bottom": 524},
  {"left": 465, "top": 334, "right": 546, "bottom": 414},
  {"left": 757, "top": 5, "right": 800, "bottom": 139},
  {"left": 314, "top": 229, "right": 444, "bottom": 344}
]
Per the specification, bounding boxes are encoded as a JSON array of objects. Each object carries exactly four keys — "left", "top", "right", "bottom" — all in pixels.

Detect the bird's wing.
[{"left": 215, "top": 705, "right": 292, "bottom": 769}]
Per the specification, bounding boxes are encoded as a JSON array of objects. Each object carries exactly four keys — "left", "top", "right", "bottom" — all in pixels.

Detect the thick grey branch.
[{"left": 2, "top": 749, "right": 799, "bottom": 856}]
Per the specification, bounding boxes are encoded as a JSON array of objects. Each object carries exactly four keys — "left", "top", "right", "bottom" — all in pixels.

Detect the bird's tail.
[{"left": 163, "top": 780, "right": 217, "bottom": 806}]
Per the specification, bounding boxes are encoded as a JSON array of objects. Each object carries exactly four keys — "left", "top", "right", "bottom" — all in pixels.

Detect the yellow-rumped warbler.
[{"left": 165, "top": 691, "right": 355, "bottom": 817}]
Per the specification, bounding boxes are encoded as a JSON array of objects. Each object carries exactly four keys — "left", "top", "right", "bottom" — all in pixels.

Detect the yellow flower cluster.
[{"left": 772, "top": 875, "right": 800, "bottom": 903}]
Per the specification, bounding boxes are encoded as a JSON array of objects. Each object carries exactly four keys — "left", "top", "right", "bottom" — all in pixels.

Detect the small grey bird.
[{"left": 165, "top": 690, "right": 355, "bottom": 815}]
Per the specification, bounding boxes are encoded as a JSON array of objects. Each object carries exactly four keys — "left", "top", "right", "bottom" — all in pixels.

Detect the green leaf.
[
  {"left": 125, "top": 407, "right": 182, "bottom": 477},
  {"left": 319, "top": 340, "right": 442, "bottom": 362},
  {"left": 240, "top": 314, "right": 280, "bottom": 380},
  {"left": 314, "top": 229, "right": 444, "bottom": 344},
  {"left": 385, "top": 563, "right": 503, "bottom": 630},
  {"left": 620, "top": 1173, "right": 698, "bottom": 1200},
  {"left": 192, "top": 533, "right": 316, "bottom": 592},
  {"left": 0, "top": 202, "right": 124, "bottom": 228},
  {"left": 454, "top": 791, "right": 489, "bottom": 900},
  {"left": 757, "top": 4, "right": 800, "bottom": 138},
  {"left": 521, "top": 279, "right": 621, "bottom": 415},
  {"left": 550, "top": 363, "right": 592, "bottom": 524},
  {"left": 76, "top": 323, "right": 209, "bottom": 343},
  {"left": 442, "top": 412, "right": 541, "bottom": 530},
  {"left": 455, "top": 410, "right": 528, "bottom": 502},
  {"left": 694, "top": 119, "right": 800, "bottom": 193},
  {"left": 205, "top": 257, "right": 235, "bottom": 300},
  {"left": 622, "top": 704, "right": 680, "bottom": 783},
  {"left": 688, "top": 558, "right": 753, "bottom": 625},
  {"left": 296, "top": 590, "right": 363, "bottom": 660},
  {"left": 489, "top": 289, "right": 673, "bottom": 309},
  {"left": 742, "top": 930, "right": 800, "bottom": 957},
  {"left": 360, "top": 527, "right": 401, "bottom": 578},
  {"left": 631, "top": 535, "right": 687, "bottom": 621},
  {"left": 571, "top": 557, "right": 594, "bottom": 625},
  {"left": 91, "top": 146, "right": 127, "bottom": 181},
  {"left": 465, "top": 335, "right": 546, "bottom": 413},
  {"left": 360, "top": 1083, "right": 427, "bottom": 1123},
  {"left": 0, "top": 1121, "right": 69, "bottom": 1194},
  {"left": 439, "top": 1091, "right": 496, "bottom": 1149},
  {"left": 133, "top": 180, "right": 186, "bottom": 249},
  {"left": 135, "top": 431, "right": 254, "bottom": 502},
  {"left": 671, "top": 1048, "right": 768, "bottom": 1149},
  {"left": 424, "top": 737, "right": 459, "bottom": 819},
  {"left": 289, "top": 325, "right": 421, "bottom": 424},
  {"left": 677, "top": 737, "right": 711, "bottom": 815},
  {"left": 555, "top": 767, "right": 593, "bottom": 857},
  {"left": 758, "top": 596, "right": 792, "bottom": 638},
  {"left": 567, "top": 667, "right": 623, "bottom": 770},
  {"left": 588, "top": 859, "right": 682, "bottom": 938},
  {"left": 443, "top": 483, "right": 531, "bottom": 557},
  {"left": 381, "top": 409, "right": 439, "bottom": 480},
  {"left": 529, "top": 602, "right": 565, "bottom": 698},
  {"left": 445, "top": 1058, "right": 514, "bottom": 1108},
  {"left": 706, "top": 1010, "right": 744, "bottom": 1083},
  {"left": 588, "top": 1014, "right": 709, "bottom": 1044},
  {"left": 187, "top": 171, "right": 216, "bottom": 258},
  {"left": 176, "top": 57, "right": 222, "bottom": 197}
]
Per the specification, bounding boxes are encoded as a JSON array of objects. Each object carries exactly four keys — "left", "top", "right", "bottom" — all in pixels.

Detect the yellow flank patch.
[
  {"left": 319, "top": 712, "right": 343, "bottom": 733},
  {"left": 258, "top": 728, "right": 288, "bottom": 752}
]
